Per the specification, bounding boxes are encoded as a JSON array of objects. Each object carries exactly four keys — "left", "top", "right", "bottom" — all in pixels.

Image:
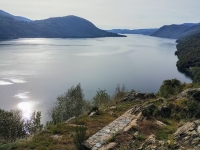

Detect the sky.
[{"left": 0, "top": 0, "right": 200, "bottom": 29}]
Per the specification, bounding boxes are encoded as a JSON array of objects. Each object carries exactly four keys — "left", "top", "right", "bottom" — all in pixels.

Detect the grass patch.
[{"left": 156, "top": 124, "right": 178, "bottom": 140}]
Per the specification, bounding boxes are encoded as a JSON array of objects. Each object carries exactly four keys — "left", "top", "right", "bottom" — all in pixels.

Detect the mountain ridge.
[
  {"left": 0, "top": 11, "right": 124, "bottom": 39},
  {"left": 0, "top": 9, "right": 32, "bottom": 22}
]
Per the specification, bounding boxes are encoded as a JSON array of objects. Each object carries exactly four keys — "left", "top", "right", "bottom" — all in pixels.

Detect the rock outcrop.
[
  {"left": 176, "top": 88, "right": 200, "bottom": 100},
  {"left": 119, "top": 92, "right": 156, "bottom": 102}
]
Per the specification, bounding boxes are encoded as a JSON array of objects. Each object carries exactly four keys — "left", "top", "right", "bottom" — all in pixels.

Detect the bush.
[
  {"left": 142, "top": 104, "right": 158, "bottom": 117},
  {"left": 158, "top": 79, "right": 182, "bottom": 98},
  {"left": 50, "top": 84, "right": 86, "bottom": 124},
  {"left": 93, "top": 89, "right": 110, "bottom": 108}
]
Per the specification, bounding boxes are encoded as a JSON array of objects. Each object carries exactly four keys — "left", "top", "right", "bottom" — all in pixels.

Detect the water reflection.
[
  {"left": 14, "top": 92, "right": 29, "bottom": 100},
  {"left": 7, "top": 78, "right": 26, "bottom": 83},
  {"left": 0, "top": 80, "right": 13, "bottom": 85},
  {"left": 0, "top": 78, "right": 26, "bottom": 85}
]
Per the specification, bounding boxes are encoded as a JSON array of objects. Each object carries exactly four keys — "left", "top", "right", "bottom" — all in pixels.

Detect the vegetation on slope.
[
  {"left": 1, "top": 80, "right": 200, "bottom": 149},
  {"left": 151, "top": 23, "right": 200, "bottom": 39},
  {"left": 175, "top": 34, "right": 200, "bottom": 82}
]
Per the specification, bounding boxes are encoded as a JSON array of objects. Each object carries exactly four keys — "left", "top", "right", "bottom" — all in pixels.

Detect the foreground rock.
[
  {"left": 83, "top": 107, "right": 140, "bottom": 150},
  {"left": 174, "top": 120, "right": 200, "bottom": 149}
]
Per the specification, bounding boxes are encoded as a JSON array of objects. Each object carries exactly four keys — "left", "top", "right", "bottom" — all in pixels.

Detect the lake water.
[{"left": 0, "top": 35, "right": 192, "bottom": 123}]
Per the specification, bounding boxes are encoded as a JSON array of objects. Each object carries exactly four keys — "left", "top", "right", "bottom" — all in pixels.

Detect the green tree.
[
  {"left": 0, "top": 109, "right": 26, "bottom": 143},
  {"left": 93, "top": 89, "right": 110, "bottom": 107},
  {"left": 50, "top": 84, "right": 85, "bottom": 124}
]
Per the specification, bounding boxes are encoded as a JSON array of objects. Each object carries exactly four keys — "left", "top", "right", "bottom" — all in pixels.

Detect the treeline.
[
  {"left": 175, "top": 34, "right": 200, "bottom": 82},
  {"left": 0, "top": 110, "right": 43, "bottom": 144}
]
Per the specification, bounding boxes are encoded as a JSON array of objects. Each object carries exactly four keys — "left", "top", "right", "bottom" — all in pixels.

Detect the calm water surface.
[{"left": 0, "top": 35, "right": 191, "bottom": 123}]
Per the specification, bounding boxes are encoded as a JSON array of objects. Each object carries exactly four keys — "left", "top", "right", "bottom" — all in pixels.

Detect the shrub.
[
  {"left": 142, "top": 104, "right": 158, "bottom": 117},
  {"left": 158, "top": 79, "right": 182, "bottom": 98},
  {"left": 50, "top": 84, "right": 86, "bottom": 124},
  {"left": 113, "top": 84, "right": 128, "bottom": 100}
]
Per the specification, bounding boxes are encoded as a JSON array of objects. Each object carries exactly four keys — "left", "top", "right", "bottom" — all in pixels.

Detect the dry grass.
[{"left": 137, "top": 119, "right": 159, "bottom": 136}]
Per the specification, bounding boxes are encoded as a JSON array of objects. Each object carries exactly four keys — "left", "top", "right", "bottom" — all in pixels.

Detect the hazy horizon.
[{"left": 0, "top": 0, "right": 200, "bottom": 30}]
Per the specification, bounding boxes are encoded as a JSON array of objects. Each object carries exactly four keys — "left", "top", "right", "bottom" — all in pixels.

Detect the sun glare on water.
[
  {"left": 14, "top": 92, "right": 39, "bottom": 120},
  {"left": 17, "top": 102, "right": 32, "bottom": 119}
]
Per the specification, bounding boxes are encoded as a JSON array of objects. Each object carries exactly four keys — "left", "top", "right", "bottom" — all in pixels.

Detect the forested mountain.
[
  {"left": 107, "top": 28, "right": 157, "bottom": 35},
  {"left": 0, "top": 13, "right": 124, "bottom": 39},
  {"left": 0, "top": 10, "right": 32, "bottom": 22},
  {"left": 151, "top": 24, "right": 190, "bottom": 39},
  {"left": 151, "top": 23, "right": 200, "bottom": 39}
]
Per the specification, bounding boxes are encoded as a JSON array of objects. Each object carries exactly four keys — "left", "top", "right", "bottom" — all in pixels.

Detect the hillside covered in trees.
[{"left": 175, "top": 31, "right": 200, "bottom": 82}]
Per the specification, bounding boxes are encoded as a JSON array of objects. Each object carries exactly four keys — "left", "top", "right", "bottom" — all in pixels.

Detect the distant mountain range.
[
  {"left": 0, "top": 10, "right": 124, "bottom": 39},
  {"left": 107, "top": 29, "right": 158, "bottom": 35},
  {"left": 108, "top": 23, "right": 200, "bottom": 41}
]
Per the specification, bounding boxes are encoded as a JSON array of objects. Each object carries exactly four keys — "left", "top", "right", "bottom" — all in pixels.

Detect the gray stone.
[
  {"left": 89, "top": 111, "right": 97, "bottom": 117},
  {"left": 95, "top": 143, "right": 102, "bottom": 148}
]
